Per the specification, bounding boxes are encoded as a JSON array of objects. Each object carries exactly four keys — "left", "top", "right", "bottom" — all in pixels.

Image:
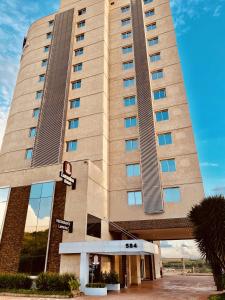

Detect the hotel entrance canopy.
[{"left": 59, "top": 239, "right": 158, "bottom": 256}]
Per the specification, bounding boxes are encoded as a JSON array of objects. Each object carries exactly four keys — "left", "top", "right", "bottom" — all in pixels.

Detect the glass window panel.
[
  {"left": 0, "top": 188, "right": 9, "bottom": 203},
  {"left": 30, "top": 183, "right": 42, "bottom": 199},
  {"left": 0, "top": 201, "right": 7, "bottom": 239},
  {"left": 122, "top": 45, "right": 133, "bottom": 54},
  {"left": 41, "top": 182, "right": 55, "bottom": 198},
  {"left": 163, "top": 187, "right": 181, "bottom": 203},
  {"left": 135, "top": 191, "right": 142, "bottom": 205},
  {"left": 128, "top": 192, "right": 135, "bottom": 205},
  {"left": 70, "top": 99, "right": 80, "bottom": 108}
]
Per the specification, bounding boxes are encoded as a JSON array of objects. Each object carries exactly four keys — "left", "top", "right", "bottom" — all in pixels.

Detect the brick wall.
[{"left": 0, "top": 186, "right": 30, "bottom": 273}]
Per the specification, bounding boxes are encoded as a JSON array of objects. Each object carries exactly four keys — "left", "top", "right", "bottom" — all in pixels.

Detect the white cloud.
[
  {"left": 213, "top": 5, "right": 222, "bottom": 17},
  {"left": 161, "top": 240, "right": 201, "bottom": 259},
  {"left": 200, "top": 162, "right": 219, "bottom": 167}
]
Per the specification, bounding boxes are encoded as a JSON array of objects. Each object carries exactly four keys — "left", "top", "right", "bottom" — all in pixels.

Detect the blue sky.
[{"left": 0, "top": 0, "right": 224, "bottom": 199}]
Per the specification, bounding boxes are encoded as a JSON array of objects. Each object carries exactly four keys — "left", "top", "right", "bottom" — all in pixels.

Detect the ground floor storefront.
[{"left": 1, "top": 275, "right": 218, "bottom": 300}]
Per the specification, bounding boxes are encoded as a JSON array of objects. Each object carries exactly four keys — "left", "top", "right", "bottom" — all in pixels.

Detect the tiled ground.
[{"left": 0, "top": 275, "right": 219, "bottom": 300}]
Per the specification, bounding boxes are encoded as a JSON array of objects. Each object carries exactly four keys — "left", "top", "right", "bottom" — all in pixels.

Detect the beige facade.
[{"left": 0, "top": 0, "right": 204, "bottom": 287}]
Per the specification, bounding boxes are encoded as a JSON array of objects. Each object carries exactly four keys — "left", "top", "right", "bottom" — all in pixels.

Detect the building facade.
[{"left": 0, "top": 0, "right": 204, "bottom": 287}]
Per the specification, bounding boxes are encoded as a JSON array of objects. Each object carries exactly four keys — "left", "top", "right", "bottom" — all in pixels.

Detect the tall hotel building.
[{"left": 0, "top": 0, "right": 204, "bottom": 288}]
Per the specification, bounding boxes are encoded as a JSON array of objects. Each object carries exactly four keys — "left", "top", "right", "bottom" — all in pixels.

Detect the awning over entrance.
[{"left": 59, "top": 239, "right": 158, "bottom": 256}]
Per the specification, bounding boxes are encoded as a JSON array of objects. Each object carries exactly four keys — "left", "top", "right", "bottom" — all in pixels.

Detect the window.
[
  {"left": 66, "top": 140, "right": 78, "bottom": 152},
  {"left": 152, "top": 69, "right": 163, "bottom": 80},
  {"left": 125, "top": 139, "right": 139, "bottom": 151},
  {"left": 41, "top": 59, "right": 48, "bottom": 67},
  {"left": 128, "top": 191, "right": 142, "bottom": 206},
  {"left": 69, "top": 118, "right": 79, "bottom": 129},
  {"left": 73, "top": 63, "right": 83, "bottom": 72},
  {"left": 0, "top": 187, "right": 10, "bottom": 240},
  {"left": 46, "top": 32, "right": 52, "bottom": 39},
  {"left": 124, "top": 95, "right": 136, "bottom": 106},
  {"left": 146, "top": 22, "right": 156, "bottom": 31},
  {"left": 121, "top": 5, "right": 130, "bottom": 13},
  {"left": 36, "top": 90, "right": 43, "bottom": 100},
  {"left": 87, "top": 214, "right": 101, "bottom": 238},
  {"left": 145, "top": 9, "right": 155, "bottom": 17},
  {"left": 122, "top": 45, "right": 133, "bottom": 54},
  {"left": 158, "top": 133, "right": 172, "bottom": 146},
  {"left": 72, "top": 80, "right": 81, "bottom": 89},
  {"left": 150, "top": 52, "right": 160, "bottom": 62},
  {"left": 77, "top": 20, "right": 85, "bottom": 28},
  {"left": 49, "top": 20, "right": 54, "bottom": 26},
  {"left": 39, "top": 74, "right": 45, "bottom": 82},
  {"left": 155, "top": 110, "right": 169, "bottom": 122},
  {"left": 29, "top": 127, "right": 37, "bottom": 138},
  {"left": 123, "top": 60, "right": 134, "bottom": 70},
  {"left": 121, "top": 18, "right": 131, "bottom": 26},
  {"left": 33, "top": 108, "right": 40, "bottom": 118},
  {"left": 148, "top": 37, "right": 158, "bottom": 46},
  {"left": 44, "top": 45, "right": 50, "bottom": 52},
  {"left": 78, "top": 8, "right": 86, "bottom": 15},
  {"left": 160, "top": 159, "right": 176, "bottom": 172},
  {"left": 126, "top": 164, "right": 140, "bottom": 176},
  {"left": 163, "top": 187, "right": 181, "bottom": 203},
  {"left": 25, "top": 148, "right": 33, "bottom": 160},
  {"left": 76, "top": 34, "right": 84, "bottom": 42},
  {"left": 19, "top": 181, "right": 55, "bottom": 274},
  {"left": 123, "top": 77, "right": 135, "bottom": 88},
  {"left": 144, "top": 0, "right": 153, "bottom": 4},
  {"left": 70, "top": 98, "right": 80, "bottom": 108},
  {"left": 122, "top": 31, "right": 132, "bottom": 39},
  {"left": 75, "top": 47, "right": 84, "bottom": 56},
  {"left": 125, "top": 116, "right": 137, "bottom": 128},
  {"left": 154, "top": 88, "right": 166, "bottom": 100}
]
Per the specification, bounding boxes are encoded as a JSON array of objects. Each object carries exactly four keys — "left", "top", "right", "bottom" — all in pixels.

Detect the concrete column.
[
  {"left": 145, "top": 256, "right": 151, "bottom": 279},
  {"left": 80, "top": 252, "right": 89, "bottom": 292},
  {"left": 130, "top": 256, "right": 141, "bottom": 285}
]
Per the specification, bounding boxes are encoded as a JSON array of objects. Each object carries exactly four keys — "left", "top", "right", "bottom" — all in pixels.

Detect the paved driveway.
[{"left": 0, "top": 275, "right": 219, "bottom": 300}]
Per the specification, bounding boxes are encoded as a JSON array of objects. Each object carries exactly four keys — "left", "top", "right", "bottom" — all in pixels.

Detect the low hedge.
[
  {"left": 0, "top": 273, "right": 32, "bottom": 290},
  {"left": 86, "top": 283, "right": 106, "bottom": 288},
  {"left": 36, "top": 273, "right": 76, "bottom": 291}
]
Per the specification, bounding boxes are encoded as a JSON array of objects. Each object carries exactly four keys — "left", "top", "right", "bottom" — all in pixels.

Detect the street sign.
[
  {"left": 56, "top": 218, "right": 73, "bottom": 233},
  {"left": 59, "top": 161, "right": 76, "bottom": 190}
]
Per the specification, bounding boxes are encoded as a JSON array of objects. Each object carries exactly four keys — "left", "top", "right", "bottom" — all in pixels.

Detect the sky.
[{"left": 0, "top": 0, "right": 224, "bottom": 259}]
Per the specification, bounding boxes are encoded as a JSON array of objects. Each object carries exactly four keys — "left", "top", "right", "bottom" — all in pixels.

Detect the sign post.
[
  {"left": 59, "top": 161, "right": 76, "bottom": 190},
  {"left": 56, "top": 218, "right": 73, "bottom": 233}
]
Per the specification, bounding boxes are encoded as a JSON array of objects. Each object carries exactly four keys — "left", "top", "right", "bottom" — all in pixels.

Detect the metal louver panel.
[
  {"left": 32, "top": 9, "right": 74, "bottom": 167},
  {"left": 131, "top": 0, "right": 163, "bottom": 214}
]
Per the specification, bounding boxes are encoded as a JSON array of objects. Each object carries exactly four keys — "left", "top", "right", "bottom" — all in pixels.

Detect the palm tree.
[{"left": 188, "top": 195, "right": 225, "bottom": 291}]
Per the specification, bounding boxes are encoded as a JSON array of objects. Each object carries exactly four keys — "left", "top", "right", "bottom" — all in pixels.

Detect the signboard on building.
[
  {"left": 59, "top": 161, "right": 76, "bottom": 190},
  {"left": 56, "top": 218, "right": 73, "bottom": 233}
]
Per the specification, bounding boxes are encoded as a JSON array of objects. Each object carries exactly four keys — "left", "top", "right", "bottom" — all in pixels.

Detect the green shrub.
[
  {"left": 36, "top": 273, "right": 76, "bottom": 291},
  {"left": 0, "top": 273, "right": 32, "bottom": 290},
  {"left": 102, "top": 271, "right": 120, "bottom": 284},
  {"left": 86, "top": 283, "right": 106, "bottom": 288},
  {"left": 68, "top": 278, "right": 80, "bottom": 291}
]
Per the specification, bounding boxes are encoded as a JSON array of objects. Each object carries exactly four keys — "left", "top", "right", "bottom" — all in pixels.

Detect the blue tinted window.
[
  {"left": 126, "top": 164, "right": 140, "bottom": 176},
  {"left": 41, "top": 182, "right": 55, "bottom": 198},
  {"left": 150, "top": 53, "right": 160, "bottom": 62},
  {"left": 30, "top": 183, "right": 42, "bottom": 199},
  {"left": 128, "top": 191, "right": 142, "bottom": 206},
  {"left": 152, "top": 70, "right": 163, "bottom": 80},
  {"left": 72, "top": 80, "right": 81, "bottom": 89},
  {"left": 39, "top": 74, "right": 45, "bottom": 82},
  {"left": 158, "top": 133, "right": 172, "bottom": 146},
  {"left": 125, "top": 116, "right": 137, "bottom": 128},
  {"left": 121, "top": 18, "right": 131, "bottom": 26},
  {"left": 160, "top": 159, "right": 176, "bottom": 172},
  {"left": 154, "top": 89, "right": 166, "bottom": 100},
  {"left": 155, "top": 110, "right": 169, "bottom": 122},
  {"left": 70, "top": 98, "right": 80, "bottom": 108},
  {"left": 76, "top": 34, "right": 84, "bottom": 41},
  {"left": 125, "top": 139, "right": 139, "bottom": 151},
  {"left": 74, "top": 63, "right": 83, "bottom": 72},
  {"left": 146, "top": 22, "right": 156, "bottom": 31},
  {"left": 77, "top": 20, "right": 85, "bottom": 28},
  {"left": 49, "top": 20, "right": 54, "bottom": 27},
  {"left": 144, "top": 0, "right": 153, "bottom": 3},
  {"left": 69, "top": 118, "right": 79, "bottom": 129},
  {"left": 33, "top": 108, "right": 40, "bottom": 118},
  {"left": 41, "top": 59, "right": 48, "bottom": 67},
  {"left": 0, "top": 187, "right": 10, "bottom": 240},
  {"left": 36, "top": 90, "right": 43, "bottom": 100},
  {"left": 163, "top": 187, "right": 181, "bottom": 203},
  {"left": 25, "top": 149, "right": 33, "bottom": 160},
  {"left": 145, "top": 9, "right": 154, "bottom": 17},
  {"left": 75, "top": 48, "right": 84, "bottom": 56},
  {"left": 123, "top": 61, "right": 134, "bottom": 70},
  {"left": 29, "top": 127, "right": 37, "bottom": 138},
  {"left": 124, "top": 95, "right": 136, "bottom": 106},
  {"left": 44, "top": 45, "right": 50, "bottom": 52},
  {"left": 46, "top": 32, "right": 52, "bottom": 39},
  {"left": 67, "top": 140, "right": 77, "bottom": 152},
  {"left": 123, "top": 78, "right": 135, "bottom": 88},
  {"left": 122, "top": 31, "right": 132, "bottom": 39},
  {"left": 121, "top": 5, "right": 130, "bottom": 13},
  {"left": 122, "top": 45, "right": 133, "bottom": 54},
  {"left": 148, "top": 37, "right": 158, "bottom": 46}
]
